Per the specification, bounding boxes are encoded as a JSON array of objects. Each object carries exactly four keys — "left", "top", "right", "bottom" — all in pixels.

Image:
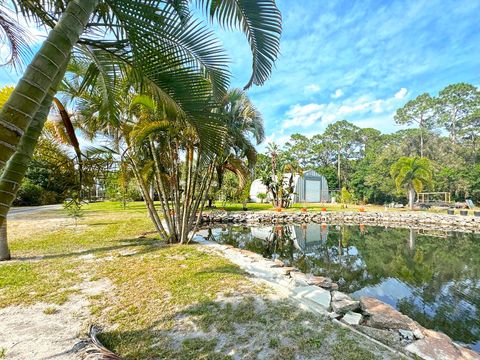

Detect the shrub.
[
  {"left": 14, "top": 180, "right": 44, "bottom": 206},
  {"left": 41, "top": 190, "right": 59, "bottom": 205}
]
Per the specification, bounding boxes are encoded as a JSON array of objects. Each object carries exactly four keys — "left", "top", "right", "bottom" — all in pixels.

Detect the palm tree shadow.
[{"left": 11, "top": 237, "right": 165, "bottom": 262}]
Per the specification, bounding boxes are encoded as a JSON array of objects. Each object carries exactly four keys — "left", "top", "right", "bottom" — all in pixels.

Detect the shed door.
[{"left": 305, "top": 179, "right": 320, "bottom": 202}]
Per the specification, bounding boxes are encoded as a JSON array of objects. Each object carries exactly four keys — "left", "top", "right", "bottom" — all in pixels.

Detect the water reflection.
[{"left": 207, "top": 224, "right": 480, "bottom": 351}]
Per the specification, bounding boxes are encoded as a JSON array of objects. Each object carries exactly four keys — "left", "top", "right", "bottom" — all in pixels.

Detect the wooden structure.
[{"left": 417, "top": 192, "right": 451, "bottom": 204}]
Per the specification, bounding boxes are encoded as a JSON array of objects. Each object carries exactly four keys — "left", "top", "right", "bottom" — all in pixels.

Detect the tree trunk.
[
  {"left": 408, "top": 228, "right": 415, "bottom": 251},
  {"left": 420, "top": 129, "right": 424, "bottom": 158},
  {"left": 0, "top": 220, "right": 10, "bottom": 261},
  {"left": 0, "top": 0, "right": 97, "bottom": 169},
  {"left": 408, "top": 187, "right": 415, "bottom": 210},
  {"left": 337, "top": 150, "right": 341, "bottom": 189},
  {"left": 0, "top": 59, "right": 68, "bottom": 230}
]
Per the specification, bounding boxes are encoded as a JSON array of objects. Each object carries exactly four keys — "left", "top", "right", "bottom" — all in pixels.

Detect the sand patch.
[{"left": 0, "top": 278, "right": 113, "bottom": 360}]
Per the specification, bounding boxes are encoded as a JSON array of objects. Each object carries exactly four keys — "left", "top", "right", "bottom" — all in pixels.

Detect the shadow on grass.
[
  {"left": 10, "top": 237, "right": 165, "bottom": 262},
  {"left": 195, "top": 264, "right": 248, "bottom": 276}
]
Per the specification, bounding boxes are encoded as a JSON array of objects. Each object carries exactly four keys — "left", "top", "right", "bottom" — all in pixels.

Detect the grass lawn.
[{"left": 0, "top": 202, "right": 401, "bottom": 359}]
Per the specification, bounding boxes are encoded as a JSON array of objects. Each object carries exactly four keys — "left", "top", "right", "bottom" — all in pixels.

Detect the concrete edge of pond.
[
  {"left": 201, "top": 210, "right": 480, "bottom": 233},
  {"left": 194, "top": 230, "right": 480, "bottom": 360}
]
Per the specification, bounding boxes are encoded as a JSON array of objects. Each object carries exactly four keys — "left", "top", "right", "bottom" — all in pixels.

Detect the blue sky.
[
  {"left": 1, "top": 0, "right": 479, "bottom": 148},
  {"left": 216, "top": 0, "right": 480, "bottom": 146}
]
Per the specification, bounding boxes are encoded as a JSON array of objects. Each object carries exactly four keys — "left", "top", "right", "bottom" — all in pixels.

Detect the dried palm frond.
[{"left": 82, "top": 325, "right": 123, "bottom": 360}]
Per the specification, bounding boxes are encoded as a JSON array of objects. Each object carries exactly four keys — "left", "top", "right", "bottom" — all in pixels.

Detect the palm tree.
[
  {"left": 390, "top": 157, "right": 432, "bottom": 210},
  {"left": 0, "top": 0, "right": 281, "bottom": 169},
  {"left": 215, "top": 89, "right": 264, "bottom": 195},
  {"left": 0, "top": 65, "right": 66, "bottom": 260},
  {"left": 0, "top": 0, "right": 282, "bottom": 259}
]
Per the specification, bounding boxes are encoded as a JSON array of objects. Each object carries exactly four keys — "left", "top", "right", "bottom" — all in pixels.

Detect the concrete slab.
[
  {"left": 342, "top": 312, "right": 363, "bottom": 325},
  {"left": 293, "top": 286, "right": 331, "bottom": 309}
]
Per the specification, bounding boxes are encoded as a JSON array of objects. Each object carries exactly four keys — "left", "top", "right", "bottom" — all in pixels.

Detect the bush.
[
  {"left": 14, "top": 180, "right": 44, "bottom": 206},
  {"left": 41, "top": 190, "right": 59, "bottom": 205}
]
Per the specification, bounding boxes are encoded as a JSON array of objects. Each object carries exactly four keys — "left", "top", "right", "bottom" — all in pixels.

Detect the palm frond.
[
  {"left": 195, "top": 0, "right": 282, "bottom": 89},
  {"left": 131, "top": 120, "right": 172, "bottom": 145},
  {"left": 0, "top": 5, "right": 31, "bottom": 68},
  {"left": 223, "top": 154, "right": 249, "bottom": 192}
]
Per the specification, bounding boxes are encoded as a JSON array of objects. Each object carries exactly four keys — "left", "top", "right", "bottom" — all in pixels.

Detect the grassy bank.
[{"left": 1, "top": 202, "right": 400, "bottom": 359}]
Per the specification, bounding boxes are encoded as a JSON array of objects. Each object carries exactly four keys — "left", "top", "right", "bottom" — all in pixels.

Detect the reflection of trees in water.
[
  {"left": 210, "top": 224, "right": 480, "bottom": 347},
  {"left": 398, "top": 279, "right": 480, "bottom": 346}
]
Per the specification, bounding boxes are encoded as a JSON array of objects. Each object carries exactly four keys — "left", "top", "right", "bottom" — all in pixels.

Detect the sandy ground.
[{"left": 0, "top": 278, "right": 112, "bottom": 360}]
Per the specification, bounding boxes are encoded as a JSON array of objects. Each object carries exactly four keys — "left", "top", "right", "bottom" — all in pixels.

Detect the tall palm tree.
[
  {"left": 0, "top": 0, "right": 282, "bottom": 259},
  {"left": 215, "top": 89, "right": 264, "bottom": 192},
  {"left": 0, "top": 63, "right": 67, "bottom": 260},
  {"left": 390, "top": 157, "right": 432, "bottom": 210},
  {"left": 0, "top": 0, "right": 281, "bottom": 169}
]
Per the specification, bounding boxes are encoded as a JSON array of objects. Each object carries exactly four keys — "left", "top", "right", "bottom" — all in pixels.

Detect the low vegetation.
[{"left": 1, "top": 204, "right": 401, "bottom": 359}]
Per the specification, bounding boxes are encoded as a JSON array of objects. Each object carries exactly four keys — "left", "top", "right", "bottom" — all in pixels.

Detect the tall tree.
[
  {"left": 394, "top": 93, "right": 435, "bottom": 158},
  {"left": 322, "top": 120, "right": 361, "bottom": 189},
  {"left": 215, "top": 89, "right": 264, "bottom": 193},
  {"left": 390, "top": 157, "right": 432, "bottom": 210},
  {"left": 0, "top": 0, "right": 281, "bottom": 169},
  {"left": 436, "top": 83, "right": 480, "bottom": 144}
]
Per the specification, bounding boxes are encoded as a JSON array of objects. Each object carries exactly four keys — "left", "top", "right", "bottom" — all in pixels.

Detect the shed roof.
[{"left": 303, "top": 169, "right": 324, "bottom": 178}]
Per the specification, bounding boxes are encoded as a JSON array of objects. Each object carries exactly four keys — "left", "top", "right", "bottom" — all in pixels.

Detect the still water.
[{"left": 206, "top": 224, "right": 480, "bottom": 350}]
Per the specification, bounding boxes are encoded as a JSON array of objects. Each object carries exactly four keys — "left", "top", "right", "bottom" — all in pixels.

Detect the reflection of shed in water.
[
  {"left": 294, "top": 224, "right": 329, "bottom": 251},
  {"left": 251, "top": 226, "right": 276, "bottom": 241},
  {"left": 251, "top": 224, "right": 329, "bottom": 252}
]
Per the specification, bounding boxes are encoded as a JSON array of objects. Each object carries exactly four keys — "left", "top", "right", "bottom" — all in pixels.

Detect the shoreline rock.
[{"left": 200, "top": 210, "right": 480, "bottom": 232}]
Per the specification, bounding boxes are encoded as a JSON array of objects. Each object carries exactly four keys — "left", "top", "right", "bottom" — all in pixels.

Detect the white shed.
[{"left": 250, "top": 170, "right": 330, "bottom": 203}]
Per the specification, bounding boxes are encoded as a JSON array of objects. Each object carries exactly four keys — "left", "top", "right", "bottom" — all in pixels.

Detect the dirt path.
[{"left": 7, "top": 205, "right": 63, "bottom": 218}]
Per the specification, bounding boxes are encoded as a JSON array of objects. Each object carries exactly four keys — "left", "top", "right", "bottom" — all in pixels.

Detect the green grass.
[{"left": 2, "top": 201, "right": 402, "bottom": 359}]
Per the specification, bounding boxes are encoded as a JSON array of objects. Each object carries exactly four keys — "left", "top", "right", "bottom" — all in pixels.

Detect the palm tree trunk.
[
  {"left": 409, "top": 187, "right": 415, "bottom": 210},
  {"left": 0, "top": 0, "right": 97, "bottom": 170},
  {"left": 149, "top": 139, "right": 175, "bottom": 239},
  {"left": 0, "top": 220, "right": 10, "bottom": 261},
  {"left": 0, "top": 58, "right": 68, "bottom": 240},
  {"left": 130, "top": 157, "right": 167, "bottom": 239}
]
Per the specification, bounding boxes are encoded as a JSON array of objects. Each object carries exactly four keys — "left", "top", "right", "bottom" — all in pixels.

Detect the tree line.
[{"left": 255, "top": 83, "right": 480, "bottom": 205}]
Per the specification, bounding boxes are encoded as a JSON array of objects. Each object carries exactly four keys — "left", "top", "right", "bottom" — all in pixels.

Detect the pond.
[{"left": 205, "top": 224, "right": 480, "bottom": 351}]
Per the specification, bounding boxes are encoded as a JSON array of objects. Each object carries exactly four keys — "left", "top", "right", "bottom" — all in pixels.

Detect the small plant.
[
  {"left": 63, "top": 193, "right": 84, "bottom": 226},
  {"left": 0, "top": 348, "right": 6, "bottom": 358},
  {"left": 43, "top": 307, "right": 59, "bottom": 315},
  {"left": 257, "top": 192, "right": 267, "bottom": 203},
  {"left": 269, "top": 337, "right": 280, "bottom": 348},
  {"left": 340, "top": 187, "right": 353, "bottom": 208}
]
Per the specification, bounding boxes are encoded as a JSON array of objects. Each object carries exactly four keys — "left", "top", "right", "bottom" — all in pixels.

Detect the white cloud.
[
  {"left": 282, "top": 102, "right": 338, "bottom": 129},
  {"left": 394, "top": 87, "right": 408, "bottom": 99},
  {"left": 281, "top": 90, "right": 409, "bottom": 130},
  {"left": 304, "top": 84, "right": 321, "bottom": 94},
  {"left": 331, "top": 89, "right": 343, "bottom": 98}
]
